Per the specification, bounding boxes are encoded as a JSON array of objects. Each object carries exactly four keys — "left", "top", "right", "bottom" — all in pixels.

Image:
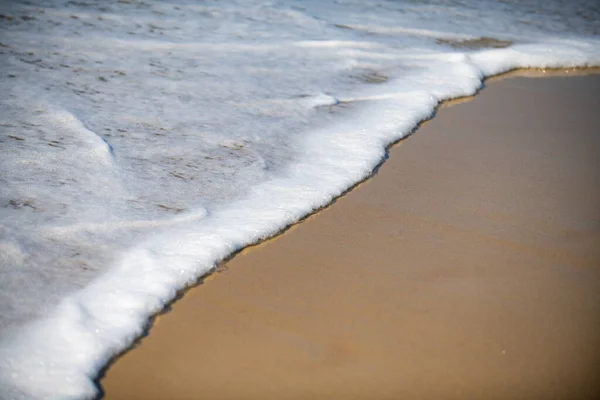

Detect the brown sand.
[{"left": 100, "top": 72, "right": 600, "bottom": 400}]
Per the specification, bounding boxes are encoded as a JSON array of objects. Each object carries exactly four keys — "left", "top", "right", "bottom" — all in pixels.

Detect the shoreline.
[
  {"left": 95, "top": 67, "right": 599, "bottom": 370},
  {"left": 100, "top": 69, "right": 600, "bottom": 399}
]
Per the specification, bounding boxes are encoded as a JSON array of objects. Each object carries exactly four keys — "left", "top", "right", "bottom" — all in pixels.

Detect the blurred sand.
[{"left": 101, "top": 72, "right": 600, "bottom": 400}]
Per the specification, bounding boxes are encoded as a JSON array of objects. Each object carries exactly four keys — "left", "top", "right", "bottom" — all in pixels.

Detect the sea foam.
[{"left": 1, "top": 0, "right": 599, "bottom": 398}]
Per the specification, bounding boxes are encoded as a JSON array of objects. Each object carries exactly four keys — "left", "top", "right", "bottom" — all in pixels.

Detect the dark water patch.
[
  {"left": 351, "top": 69, "right": 389, "bottom": 84},
  {"left": 436, "top": 37, "right": 513, "bottom": 50},
  {"left": 334, "top": 23, "right": 354, "bottom": 30}
]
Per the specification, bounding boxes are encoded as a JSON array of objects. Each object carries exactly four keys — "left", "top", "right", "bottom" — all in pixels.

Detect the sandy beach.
[{"left": 100, "top": 72, "right": 600, "bottom": 400}]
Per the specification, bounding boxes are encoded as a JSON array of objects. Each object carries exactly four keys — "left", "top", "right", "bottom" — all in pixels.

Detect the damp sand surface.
[{"left": 101, "top": 72, "right": 600, "bottom": 400}]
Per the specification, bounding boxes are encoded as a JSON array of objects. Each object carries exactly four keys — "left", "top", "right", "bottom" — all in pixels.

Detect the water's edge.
[{"left": 93, "top": 66, "right": 600, "bottom": 398}]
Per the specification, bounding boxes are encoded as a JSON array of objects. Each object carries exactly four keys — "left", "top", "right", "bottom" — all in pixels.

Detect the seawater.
[{"left": 0, "top": 0, "right": 599, "bottom": 398}]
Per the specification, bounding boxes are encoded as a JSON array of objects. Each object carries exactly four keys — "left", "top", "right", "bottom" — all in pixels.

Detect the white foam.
[{"left": 1, "top": 0, "right": 599, "bottom": 398}]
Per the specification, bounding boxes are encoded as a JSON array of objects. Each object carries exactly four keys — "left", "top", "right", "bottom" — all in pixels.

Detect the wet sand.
[{"left": 100, "top": 72, "right": 600, "bottom": 400}]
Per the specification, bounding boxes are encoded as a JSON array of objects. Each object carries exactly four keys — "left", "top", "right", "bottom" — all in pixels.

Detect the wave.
[{"left": 1, "top": 0, "right": 599, "bottom": 398}]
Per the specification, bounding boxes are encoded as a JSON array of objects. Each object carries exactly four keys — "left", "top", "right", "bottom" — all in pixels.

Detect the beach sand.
[{"left": 100, "top": 72, "right": 600, "bottom": 400}]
